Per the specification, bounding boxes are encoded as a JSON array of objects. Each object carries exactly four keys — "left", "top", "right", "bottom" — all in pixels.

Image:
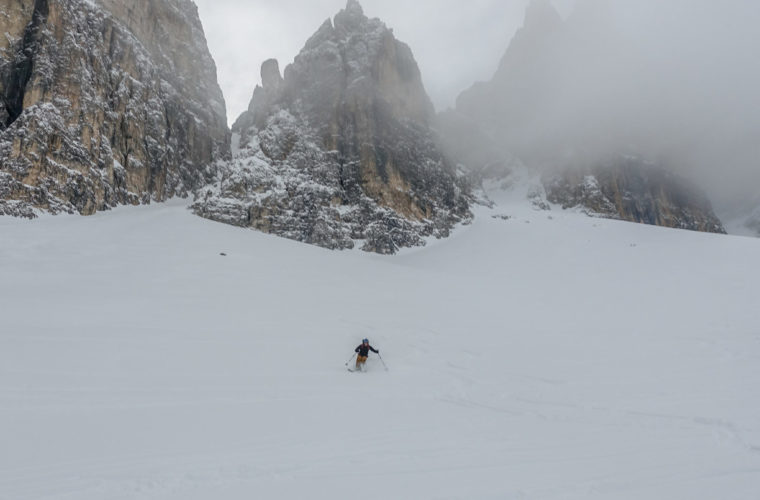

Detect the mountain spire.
[
  {"left": 194, "top": 1, "right": 471, "bottom": 254},
  {"left": 345, "top": 0, "right": 364, "bottom": 15},
  {"left": 334, "top": 0, "right": 369, "bottom": 32}
]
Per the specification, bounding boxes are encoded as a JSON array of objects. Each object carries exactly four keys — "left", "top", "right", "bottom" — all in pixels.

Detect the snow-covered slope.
[{"left": 1, "top": 188, "right": 759, "bottom": 499}]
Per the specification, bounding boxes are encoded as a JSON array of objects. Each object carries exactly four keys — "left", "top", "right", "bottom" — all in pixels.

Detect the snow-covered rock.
[
  {"left": 544, "top": 156, "right": 726, "bottom": 233},
  {"left": 0, "top": 0, "right": 229, "bottom": 217},
  {"left": 194, "top": 0, "right": 471, "bottom": 254}
]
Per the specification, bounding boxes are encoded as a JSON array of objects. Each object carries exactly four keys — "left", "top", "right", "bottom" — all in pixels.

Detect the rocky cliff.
[
  {"left": 194, "top": 1, "right": 470, "bottom": 254},
  {"left": 0, "top": 0, "right": 229, "bottom": 218},
  {"left": 544, "top": 157, "right": 726, "bottom": 234}
]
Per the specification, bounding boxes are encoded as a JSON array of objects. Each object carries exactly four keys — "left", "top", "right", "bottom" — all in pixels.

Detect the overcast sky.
[{"left": 194, "top": 0, "right": 574, "bottom": 124}]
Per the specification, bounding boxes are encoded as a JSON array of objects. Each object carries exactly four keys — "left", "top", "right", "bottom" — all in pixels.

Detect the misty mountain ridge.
[
  {"left": 442, "top": 0, "right": 728, "bottom": 235},
  {"left": 453, "top": 0, "right": 663, "bottom": 165}
]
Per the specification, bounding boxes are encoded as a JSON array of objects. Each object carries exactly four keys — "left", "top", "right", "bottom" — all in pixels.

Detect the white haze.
[
  {"left": 493, "top": 0, "right": 760, "bottom": 213},
  {"left": 194, "top": 0, "right": 760, "bottom": 213}
]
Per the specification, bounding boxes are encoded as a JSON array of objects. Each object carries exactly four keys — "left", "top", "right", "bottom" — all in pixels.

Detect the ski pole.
[
  {"left": 345, "top": 353, "right": 357, "bottom": 366},
  {"left": 377, "top": 352, "right": 389, "bottom": 372}
]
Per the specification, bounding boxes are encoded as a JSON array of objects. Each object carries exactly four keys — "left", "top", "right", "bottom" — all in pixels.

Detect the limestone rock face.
[
  {"left": 0, "top": 0, "right": 229, "bottom": 218},
  {"left": 544, "top": 157, "right": 726, "bottom": 234},
  {"left": 195, "top": 0, "right": 471, "bottom": 254}
]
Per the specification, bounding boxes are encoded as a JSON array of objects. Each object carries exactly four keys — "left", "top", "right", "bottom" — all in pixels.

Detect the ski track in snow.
[{"left": 1, "top": 193, "right": 759, "bottom": 499}]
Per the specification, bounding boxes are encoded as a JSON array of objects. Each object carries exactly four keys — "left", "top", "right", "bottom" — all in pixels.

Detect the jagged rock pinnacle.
[
  {"left": 195, "top": 1, "right": 471, "bottom": 254},
  {"left": 260, "top": 59, "right": 282, "bottom": 90},
  {"left": 334, "top": 0, "right": 368, "bottom": 31},
  {"left": 345, "top": 0, "right": 364, "bottom": 16}
]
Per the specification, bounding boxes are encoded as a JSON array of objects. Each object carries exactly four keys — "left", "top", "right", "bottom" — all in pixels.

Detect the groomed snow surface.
[{"left": 2, "top": 188, "right": 759, "bottom": 499}]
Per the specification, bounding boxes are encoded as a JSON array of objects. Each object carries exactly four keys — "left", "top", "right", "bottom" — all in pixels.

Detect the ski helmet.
[{"left": 363, "top": 338, "right": 369, "bottom": 343}]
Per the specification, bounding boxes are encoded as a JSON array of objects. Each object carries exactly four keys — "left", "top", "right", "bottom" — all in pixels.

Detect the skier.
[{"left": 354, "top": 338, "right": 379, "bottom": 371}]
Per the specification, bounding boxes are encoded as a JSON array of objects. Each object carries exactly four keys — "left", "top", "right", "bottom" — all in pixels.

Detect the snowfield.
[{"left": 1, "top": 187, "right": 759, "bottom": 499}]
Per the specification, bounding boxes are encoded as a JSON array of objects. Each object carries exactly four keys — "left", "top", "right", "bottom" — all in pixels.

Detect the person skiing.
[{"left": 354, "top": 338, "right": 379, "bottom": 371}]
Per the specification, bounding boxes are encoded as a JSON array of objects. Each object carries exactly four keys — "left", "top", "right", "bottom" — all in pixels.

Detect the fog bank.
[{"left": 457, "top": 0, "right": 760, "bottom": 212}]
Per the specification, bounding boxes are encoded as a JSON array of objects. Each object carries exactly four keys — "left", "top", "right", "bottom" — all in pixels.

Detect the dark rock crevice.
[{"left": 3, "top": 0, "right": 49, "bottom": 129}]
